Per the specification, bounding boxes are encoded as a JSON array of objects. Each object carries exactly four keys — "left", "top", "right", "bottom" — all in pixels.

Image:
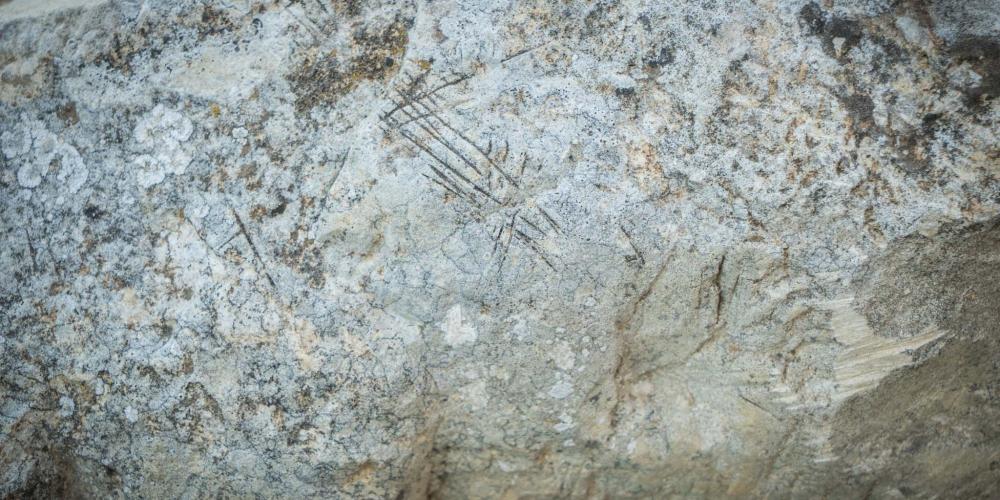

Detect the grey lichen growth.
[{"left": 1, "top": 0, "right": 998, "bottom": 498}]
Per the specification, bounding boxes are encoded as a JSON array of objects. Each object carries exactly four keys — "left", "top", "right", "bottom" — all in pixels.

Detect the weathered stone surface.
[{"left": 0, "top": 0, "right": 997, "bottom": 498}]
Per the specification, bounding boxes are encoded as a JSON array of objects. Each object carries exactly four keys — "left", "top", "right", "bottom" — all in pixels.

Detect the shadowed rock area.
[{"left": 1, "top": 0, "right": 998, "bottom": 498}]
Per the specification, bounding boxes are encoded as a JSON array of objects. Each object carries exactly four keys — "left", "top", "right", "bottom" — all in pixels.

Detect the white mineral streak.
[
  {"left": 826, "top": 297, "right": 945, "bottom": 402},
  {"left": 441, "top": 304, "right": 477, "bottom": 346}
]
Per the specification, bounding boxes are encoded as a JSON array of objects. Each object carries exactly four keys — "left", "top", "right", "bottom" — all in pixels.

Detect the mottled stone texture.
[{"left": 1, "top": 0, "right": 998, "bottom": 498}]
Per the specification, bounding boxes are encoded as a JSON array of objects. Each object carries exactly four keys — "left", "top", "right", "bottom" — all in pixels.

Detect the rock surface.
[{"left": 1, "top": 0, "right": 998, "bottom": 498}]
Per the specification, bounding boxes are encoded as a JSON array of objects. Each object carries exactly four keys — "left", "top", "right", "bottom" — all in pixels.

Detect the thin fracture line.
[
  {"left": 514, "top": 229, "right": 556, "bottom": 270},
  {"left": 389, "top": 93, "right": 485, "bottom": 176},
  {"left": 385, "top": 117, "right": 503, "bottom": 205},
  {"left": 404, "top": 91, "right": 520, "bottom": 187},
  {"left": 539, "top": 207, "right": 562, "bottom": 234},
  {"left": 517, "top": 213, "right": 547, "bottom": 237},
  {"left": 383, "top": 72, "right": 472, "bottom": 119},
  {"left": 230, "top": 206, "right": 277, "bottom": 288}
]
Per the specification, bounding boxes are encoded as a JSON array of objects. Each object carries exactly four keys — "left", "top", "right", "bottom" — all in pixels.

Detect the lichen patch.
[{"left": 288, "top": 18, "right": 410, "bottom": 113}]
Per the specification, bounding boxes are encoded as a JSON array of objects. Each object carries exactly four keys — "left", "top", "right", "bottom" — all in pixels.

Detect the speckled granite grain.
[{"left": 1, "top": 0, "right": 998, "bottom": 498}]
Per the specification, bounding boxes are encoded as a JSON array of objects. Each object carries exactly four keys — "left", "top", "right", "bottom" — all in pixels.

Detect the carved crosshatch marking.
[{"left": 379, "top": 70, "right": 562, "bottom": 272}]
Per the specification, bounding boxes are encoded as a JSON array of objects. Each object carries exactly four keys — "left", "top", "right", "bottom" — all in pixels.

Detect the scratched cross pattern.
[{"left": 379, "top": 71, "right": 565, "bottom": 273}]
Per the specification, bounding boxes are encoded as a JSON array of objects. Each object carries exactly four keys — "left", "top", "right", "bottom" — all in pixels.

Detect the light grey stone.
[{"left": 1, "top": 0, "right": 998, "bottom": 498}]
